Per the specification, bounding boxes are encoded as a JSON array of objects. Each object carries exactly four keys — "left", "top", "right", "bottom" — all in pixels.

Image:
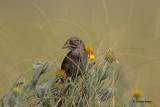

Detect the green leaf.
[
  {"left": 101, "top": 88, "right": 116, "bottom": 102},
  {"left": 7, "top": 90, "right": 18, "bottom": 107},
  {"left": 87, "top": 62, "right": 96, "bottom": 72},
  {"left": 65, "top": 97, "right": 74, "bottom": 107},
  {"left": 30, "top": 61, "right": 51, "bottom": 90},
  {"left": 63, "top": 83, "right": 72, "bottom": 94},
  {"left": 101, "top": 66, "right": 110, "bottom": 81},
  {"left": 1, "top": 99, "right": 4, "bottom": 107}
]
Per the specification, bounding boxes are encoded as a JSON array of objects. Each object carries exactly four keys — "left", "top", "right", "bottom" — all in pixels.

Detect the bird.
[{"left": 61, "top": 37, "right": 88, "bottom": 78}]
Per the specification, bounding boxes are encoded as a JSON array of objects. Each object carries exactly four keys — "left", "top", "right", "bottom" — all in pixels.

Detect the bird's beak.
[{"left": 62, "top": 43, "right": 69, "bottom": 49}]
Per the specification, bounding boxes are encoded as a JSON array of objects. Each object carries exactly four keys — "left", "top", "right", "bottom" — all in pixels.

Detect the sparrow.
[{"left": 61, "top": 37, "right": 87, "bottom": 78}]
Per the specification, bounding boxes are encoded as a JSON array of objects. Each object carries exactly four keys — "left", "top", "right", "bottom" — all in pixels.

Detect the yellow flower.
[
  {"left": 88, "top": 54, "right": 95, "bottom": 61},
  {"left": 105, "top": 50, "right": 119, "bottom": 63},
  {"left": 86, "top": 46, "right": 95, "bottom": 61},
  {"left": 54, "top": 81, "right": 64, "bottom": 90},
  {"left": 56, "top": 69, "right": 67, "bottom": 78},
  {"left": 132, "top": 90, "right": 143, "bottom": 99},
  {"left": 13, "top": 87, "right": 21, "bottom": 93},
  {"left": 85, "top": 46, "right": 93, "bottom": 54}
]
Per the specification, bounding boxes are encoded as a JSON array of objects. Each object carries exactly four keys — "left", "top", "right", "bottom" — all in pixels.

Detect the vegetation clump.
[{"left": 1, "top": 48, "right": 122, "bottom": 107}]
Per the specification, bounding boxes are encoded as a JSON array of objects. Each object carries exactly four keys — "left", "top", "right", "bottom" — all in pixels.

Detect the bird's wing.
[
  {"left": 61, "top": 51, "right": 79, "bottom": 76},
  {"left": 61, "top": 51, "right": 73, "bottom": 70}
]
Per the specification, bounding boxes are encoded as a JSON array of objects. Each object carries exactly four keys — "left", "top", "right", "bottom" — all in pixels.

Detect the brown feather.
[{"left": 61, "top": 37, "right": 87, "bottom": 78}]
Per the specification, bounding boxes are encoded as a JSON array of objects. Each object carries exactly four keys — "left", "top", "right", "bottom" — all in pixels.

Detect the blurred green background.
[{"left": 0, "top": 0, "right": 160, "bottom": 106}]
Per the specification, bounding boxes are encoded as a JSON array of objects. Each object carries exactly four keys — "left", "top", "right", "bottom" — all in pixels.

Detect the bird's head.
[{"left": 62, "top": 37, "right": 85, "bottom": 51}]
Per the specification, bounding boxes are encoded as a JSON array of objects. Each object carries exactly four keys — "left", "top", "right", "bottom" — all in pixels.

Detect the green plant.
[{"left": 1, "top": 50, "right": 122, "bottom": 107}]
